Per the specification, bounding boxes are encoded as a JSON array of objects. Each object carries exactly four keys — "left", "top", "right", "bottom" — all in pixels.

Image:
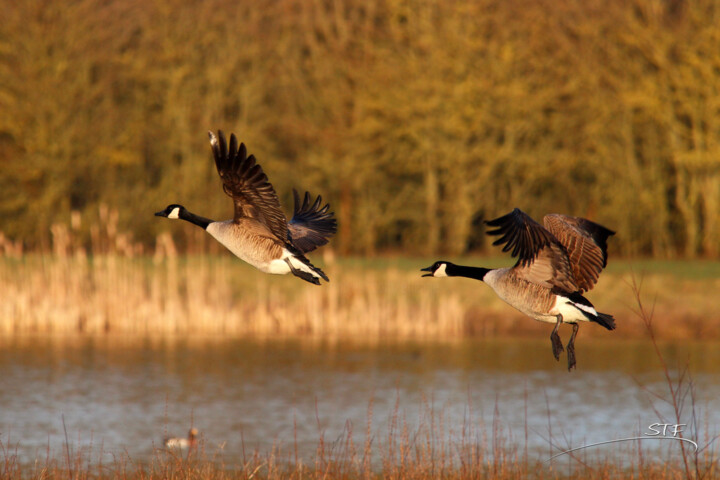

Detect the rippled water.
[{"left": 1, "top": 336, "right": 719, "bottom": 467}]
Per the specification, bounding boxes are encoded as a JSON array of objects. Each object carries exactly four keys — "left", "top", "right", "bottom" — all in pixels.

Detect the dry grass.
[
  {"left": 1, "top": 396, "right": 716, "bottom": 480},
  {"left": 1, "top": 222, "right": 720, "bottom": 340},
  {"left": 0, "top": 252, "right": 466, "bottom": 339}
]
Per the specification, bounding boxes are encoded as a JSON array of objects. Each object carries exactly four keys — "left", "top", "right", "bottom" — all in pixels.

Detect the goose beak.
[
  {"left": 155, "top": 210, "right": 168, "bottom": 217},
  {"left": 420, "top": 265, "right": 434, "bottom": 277}
]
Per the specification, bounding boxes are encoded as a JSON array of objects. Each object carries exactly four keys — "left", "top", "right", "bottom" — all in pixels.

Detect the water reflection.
[{"left": 1, "top": 336, "right": 718, "bottom": 466}]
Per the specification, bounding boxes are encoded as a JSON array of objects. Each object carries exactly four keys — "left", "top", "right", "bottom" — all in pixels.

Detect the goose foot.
[
  {"left": 550, "top": 314, "right": 564, "bottom": 361},
  {"left": 566, "top": 323, "right": 579, "bottom": 371}
]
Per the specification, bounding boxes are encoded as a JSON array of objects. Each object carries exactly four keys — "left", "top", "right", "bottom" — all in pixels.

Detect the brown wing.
[
  {"left": 485, "top": 208, "right": 579, "bottom": 293},
  {"left": 208, "top": 131, "right": 288, "bottom": 242},
  {"left": 543, "top": 214, "right": 615, "bottom": 293},
  {"left": 287, "top": 190, "right": 337, "bottom": 253}
]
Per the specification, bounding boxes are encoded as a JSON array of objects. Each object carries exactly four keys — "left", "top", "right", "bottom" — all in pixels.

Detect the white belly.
[
  {"left": 260, "top": 249, "right": 322, "bottom": 277},
  {"left": 549, "top": 296, "right": 597, "bottom": 324},
  {"left": 264, "top": 257, "right": 292, "bottom": 274}
]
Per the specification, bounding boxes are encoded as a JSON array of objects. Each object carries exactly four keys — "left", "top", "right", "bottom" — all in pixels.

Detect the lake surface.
[{"left": 1, "top": 336, "right": 719, "bottom": 468}]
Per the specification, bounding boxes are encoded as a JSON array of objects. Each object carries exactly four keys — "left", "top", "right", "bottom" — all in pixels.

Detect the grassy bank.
[{"left": 1, "top": 248, "right": 719, "bottom": 340}]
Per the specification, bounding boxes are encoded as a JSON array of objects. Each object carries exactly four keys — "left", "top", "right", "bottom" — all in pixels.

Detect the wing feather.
[
  {"left": 287, "top": 190, "right": 337, "bottom": 253},
  {"left": 485, "top": 208, "right": 579, "bottom": 293},
  {"left": 208, "top": 131, "right": 289, "bottom": 242},
  {"left": 543, "top": 214, "right": 615, "bottom": 292}
]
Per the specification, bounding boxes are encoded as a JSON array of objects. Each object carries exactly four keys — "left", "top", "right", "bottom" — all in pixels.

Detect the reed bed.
[
  {"left": 0, "top": 253, "right": 466, "bottom": 339},
  {"left": 1, "top": 222, "right": 720, "bottom": 340}
]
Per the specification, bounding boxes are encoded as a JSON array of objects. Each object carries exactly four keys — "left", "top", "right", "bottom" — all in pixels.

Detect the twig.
[{"left": 62, "top": 414, "right": 72, "bottom": 480}]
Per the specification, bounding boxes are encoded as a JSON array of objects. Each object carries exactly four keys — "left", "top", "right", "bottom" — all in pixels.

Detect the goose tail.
[
  {"left": 286, "top": 247, "right": 330, "bottom": 285},
  {"left": 593, "top": 312, "right": 616, "bottom": 331}
]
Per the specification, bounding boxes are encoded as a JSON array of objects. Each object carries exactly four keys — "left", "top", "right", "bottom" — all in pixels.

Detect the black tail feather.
[
  {"left": 285, "top": 249, "right": 329, "bottom": 284},
  {"left": 289, "top": 267, "right": 321, "bottom": 285},
  {"left": 593, "top": 312, "right": 616, "bottom": 331},
  {"left": 569, "top": 292, "right": 615, "bottom": 330}
]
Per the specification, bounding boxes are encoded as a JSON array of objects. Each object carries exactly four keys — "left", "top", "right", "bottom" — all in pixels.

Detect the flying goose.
[
  {"left": 164, "top": 427, "right": 198, "bottom": 449},
  {"left": 156, "top": 131, "right": 336, "bottom": 285},
  {"left": 421, "top": 208, "right": 615, "bottom": 370}
]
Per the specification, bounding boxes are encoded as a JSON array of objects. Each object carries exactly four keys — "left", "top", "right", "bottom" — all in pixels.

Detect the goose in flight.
[
  {"left": 156, "top": 131, "right": 336, "bottom": 285},
  {"left": 422, "top": 208, "right": 615, "bottom": 370}
]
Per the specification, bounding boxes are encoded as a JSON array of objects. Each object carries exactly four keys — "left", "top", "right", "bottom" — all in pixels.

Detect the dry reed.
[{"left": 1, "top": 212, "right": 719, "bottom": 340}]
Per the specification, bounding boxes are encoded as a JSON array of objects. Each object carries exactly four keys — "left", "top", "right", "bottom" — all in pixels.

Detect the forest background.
[{"left": 2, "top": 0, "right": 719, "bottom": 259}]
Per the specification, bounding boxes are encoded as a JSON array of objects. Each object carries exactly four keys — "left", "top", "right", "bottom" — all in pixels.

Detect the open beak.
[{"left": 420, "top": 265, "right": 434, "bottom": 277}]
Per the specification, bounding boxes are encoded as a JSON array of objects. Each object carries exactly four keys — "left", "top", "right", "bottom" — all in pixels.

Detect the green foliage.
[{"left": 1, "top": 0, "right": 719, "bottom": 256}]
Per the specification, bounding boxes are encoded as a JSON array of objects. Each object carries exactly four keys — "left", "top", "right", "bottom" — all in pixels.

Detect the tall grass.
[
  {"left": 1, "top": 388, "right": 716, "bottom": 479},
  {"left": 2, "top": 217, "right": 720, "bottom": 339},
  {"left": 629, "top": 277, "right": 719, "bottom": 479}
]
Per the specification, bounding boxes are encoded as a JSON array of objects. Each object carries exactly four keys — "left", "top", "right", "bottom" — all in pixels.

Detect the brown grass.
[
  {"left": 2, "top": 222, "right": 720, "bottom": 340},
  {"left": 1, "top": 395, "right": 715, "bottom": 480}
]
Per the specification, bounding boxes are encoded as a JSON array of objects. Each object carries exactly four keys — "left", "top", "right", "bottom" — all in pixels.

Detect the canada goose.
[
  {"left": 155, "top": 131, "right": 336, "bottom": 285},
  {"left": 421, "top": 208, "right": 615, "bottom": 370},
  {"left": 164, "top": 427, "right": 198, "bottom": 449}
]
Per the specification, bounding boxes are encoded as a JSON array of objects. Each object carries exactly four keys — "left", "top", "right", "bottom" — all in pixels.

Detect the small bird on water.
[{"left": 164, "top": 427, "right": 199, "bottom": 449}]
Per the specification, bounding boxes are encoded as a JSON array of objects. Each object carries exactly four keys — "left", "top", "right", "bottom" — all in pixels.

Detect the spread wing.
[
  {"left": 543, "top": 214, "right": 615, "bottom": 293},
  {"left": 485, "top": 208, "right": 579, "bottom": 293},
  {"left": 287, "top": 190, "right": 337, "bottom": 253},
  {"left": 208, "top": 131, "right": 288, "bottom": 242}
]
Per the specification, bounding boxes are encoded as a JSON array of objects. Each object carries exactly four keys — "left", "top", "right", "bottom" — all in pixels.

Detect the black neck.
[
  {"left": 448, "top": 264, "right": 490, "bottom": 281},
  {"left": 180, "top": 209, "right": 213, "bottom": 230}
]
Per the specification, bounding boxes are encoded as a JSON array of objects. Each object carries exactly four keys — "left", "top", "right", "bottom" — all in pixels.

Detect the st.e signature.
[{"left": 548, "top": 423, "right": 699, "bottom": 461}]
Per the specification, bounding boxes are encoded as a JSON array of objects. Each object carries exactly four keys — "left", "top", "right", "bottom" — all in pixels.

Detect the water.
[{"left": 1, "top": 336, "right": 719, "bottom": 467}]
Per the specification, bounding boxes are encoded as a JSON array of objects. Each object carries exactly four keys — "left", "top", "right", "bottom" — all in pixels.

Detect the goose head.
[
  {"left": 421, "top": 261, "right": 452, "bottom": 277},
  {"left": 155, "top": 204, "right": 186, "bottom": 220}
]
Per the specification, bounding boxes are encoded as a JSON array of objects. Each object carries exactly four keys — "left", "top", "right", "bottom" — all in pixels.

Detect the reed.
[
  {"left": 1, "top": 394, "right": 714, "bottom": 480},
  {"left": 1, "top": 218, "right": 719, "bottom": 340}
]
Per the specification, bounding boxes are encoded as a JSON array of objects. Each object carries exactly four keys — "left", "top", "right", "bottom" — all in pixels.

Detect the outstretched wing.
[
  {"left": 485, "top": 208, "right": 579, "bottom": 293},
  {"left": 208, "top": 131, "right": 288, "bottom": 242},
  {"left": 543, "top": 214, "right": 615, "bottom": 293},
  {"left": 287, "top": 190, "right": 337, "bottom": 253}
]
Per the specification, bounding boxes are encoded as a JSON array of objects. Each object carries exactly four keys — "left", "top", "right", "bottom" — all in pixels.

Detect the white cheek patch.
[
  {"left": 168, "top": 207, "right": 181, "bottom": 219},
  {"left": 434, "top": 263, "right": 448, "bottom": 277}
]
